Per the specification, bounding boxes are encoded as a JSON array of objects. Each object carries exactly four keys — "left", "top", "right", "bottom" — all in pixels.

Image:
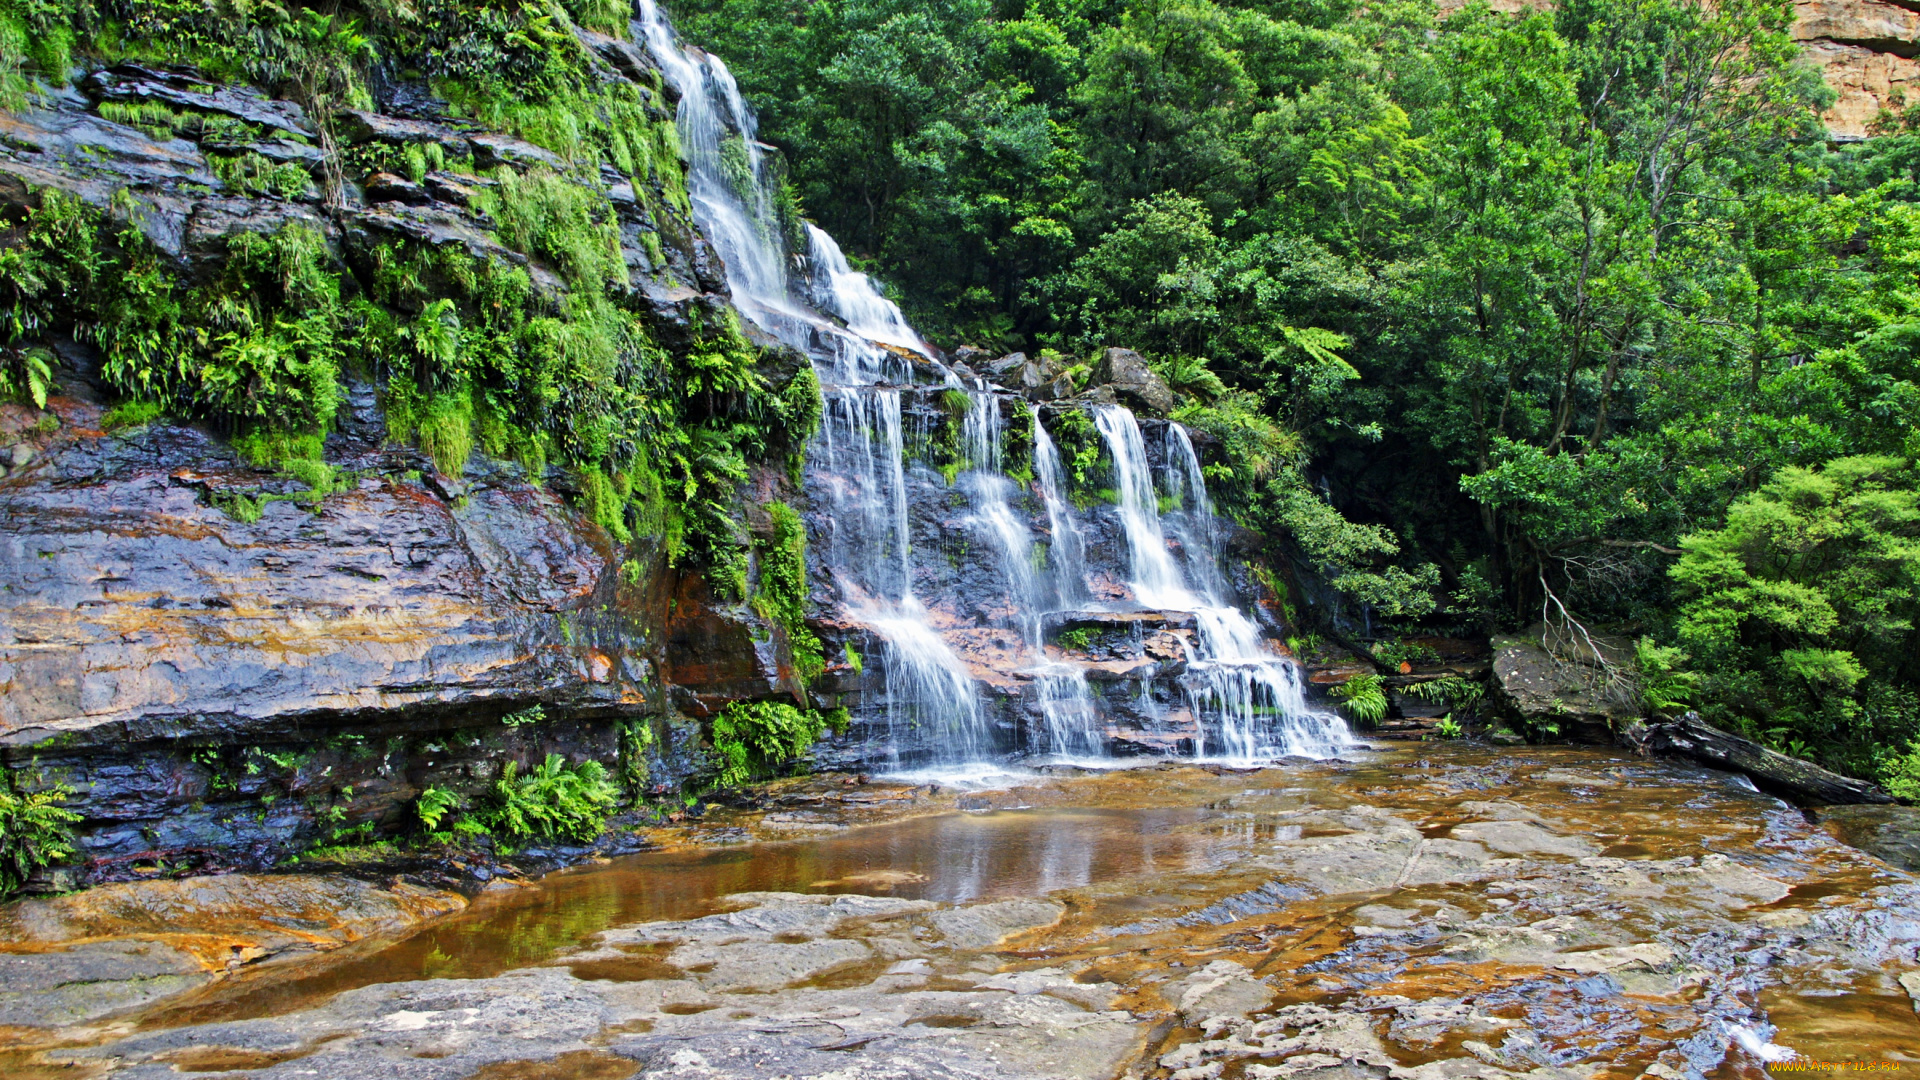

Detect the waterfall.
[
  {"left": 1093, "top": 406, "right": 1196, "bottom": 611},
  {"left": 639, "top": 0, "right": 984, "bottom": 769},
  {"left": 1032, "top": 416, "right": 1090, "bottom": 608},
  {"left": 636, "top": 0, "right": 1348, "bottom": 771},
  {"left": 805, "top": 224, "right": 931, "bottom": 357},
  {"left": 1095, "top": 407, "right": 1352, "bottom": 761}
]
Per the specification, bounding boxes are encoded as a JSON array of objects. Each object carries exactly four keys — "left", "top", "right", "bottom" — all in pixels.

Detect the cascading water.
[
  {"left": 636, "top": 0, "right": 1347, "bottom": 770},
  {"left": 1094, "top": 406, "right": 1351, "bottom": 760}
]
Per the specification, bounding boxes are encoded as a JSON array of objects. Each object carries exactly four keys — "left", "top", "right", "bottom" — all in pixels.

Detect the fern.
[
  {"left": 414, "top": 785, "right": 461, "bottom": 831},
  {"left": 482, "top": 754, "right": 620, "bottom": 843},
  {"left": 1404, "top": 676, "right": 1484, "bottom": 707},
  {"left": 0, "top": 780, "right": 79, "bottom": 896},
  {"left": 1330, "top": 673, "right": 1388, "bottom": 724}
]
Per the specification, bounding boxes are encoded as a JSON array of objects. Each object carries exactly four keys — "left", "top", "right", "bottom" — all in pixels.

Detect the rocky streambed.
[{"left": 4, "top": 745, "right": 1919, "bottom": 1080}]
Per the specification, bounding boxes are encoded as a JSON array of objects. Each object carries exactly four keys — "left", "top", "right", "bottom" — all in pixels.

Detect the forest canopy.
[{"left": 669, "top": 0, "right": 1920, "bottom": 787}]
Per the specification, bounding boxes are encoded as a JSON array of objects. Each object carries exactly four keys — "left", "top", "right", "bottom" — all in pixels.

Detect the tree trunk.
[{"left": 1637, "top": 712, "right": 1894, "bottom": 806}]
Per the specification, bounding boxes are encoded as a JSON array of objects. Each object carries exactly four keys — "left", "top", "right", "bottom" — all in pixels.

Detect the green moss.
[
  {"left": 211, "top": 489, "right": 264, "bottom": 523},
  {"left": 753, "top": 502, "right": 824, "bottom": 684},
  {"left": 99, "top": 399, "right": 166, "bottom": 430}
]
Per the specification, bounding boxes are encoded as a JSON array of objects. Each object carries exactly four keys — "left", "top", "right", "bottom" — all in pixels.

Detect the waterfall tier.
[{"left": 636, "top": 0, "right": 1350, "bottom": 772}]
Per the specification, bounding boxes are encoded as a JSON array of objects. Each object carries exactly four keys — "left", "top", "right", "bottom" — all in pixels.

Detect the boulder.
[
  {"left": 949, "top": 345, "right": 997, "bottom": 370},
  {"left": 362, "top": 171, "right": 428, "bottom": 205},
  {"left": 985, "top": 351, "right": 1029, "bottom": 378},
  {"left": 1488, "top": 623, "right": 1638, "bottom": 743},
  {"left": 1090, "top": 347, "right": 1176, "bottom": 416},
  {"left": 1641, "top": 713, "right": 1894, "bottom": 806}
]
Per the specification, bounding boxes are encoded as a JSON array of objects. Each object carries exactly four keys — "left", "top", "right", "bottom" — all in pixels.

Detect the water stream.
[
  {"left": 635, "top": 0, "right": 1344, "bottom": 771},
  {"left": 85, "top": 746, "right": 1920, "bottom": 1080}
]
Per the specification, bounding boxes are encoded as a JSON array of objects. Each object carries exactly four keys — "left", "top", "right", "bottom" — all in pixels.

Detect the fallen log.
[{"left": 1640, "top": 712, "right": 1894, "bottom": 805}]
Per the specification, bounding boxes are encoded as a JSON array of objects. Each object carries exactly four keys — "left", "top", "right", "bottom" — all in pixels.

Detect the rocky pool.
[{"left": 4, "top": 745, "right": 1918, "bottom": 1079}]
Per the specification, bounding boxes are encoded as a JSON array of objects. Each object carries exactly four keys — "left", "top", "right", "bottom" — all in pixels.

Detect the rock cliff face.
[
  {"left": 1441, "top": 0, "right": 1920, "bottom": 137},
  {"left": 0, "top": 32, "right": 811, "bottom": 883},
  {"left": 1, "top": 358, "right": 795, "bottom": 881}
]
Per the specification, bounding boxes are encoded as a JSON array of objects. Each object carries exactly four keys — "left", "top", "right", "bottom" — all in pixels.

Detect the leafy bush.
[
  {"left": 482, "top": 755, "right": 620, "bottom": 843},
  {"left": 1634, "top": 637, "right": 1698, "bottom": 714},
  {"left": 1330, "top": 673, "right": 1388, "bottom": 724},
  {"left": 0, "top": 345, "right": 52, "bottom": 408},
  {"left": 1053, "top": 627, "right": 1096, "bottom": 651},
  {"left": 708, "top": 700, "right": 829, "bottom": 789},
  {"left": 0, "top": 779, "right": 79, "bottom": 896},
  {"left": 1670, "top": 455, "right": 1919, "bottom": 775},
  {"left": 1435, "top": 716, "right": 1463, "bottom": 739}
]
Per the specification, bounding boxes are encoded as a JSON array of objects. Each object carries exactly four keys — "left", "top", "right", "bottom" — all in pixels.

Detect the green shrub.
[
  {"left": 482, "top": 754, "right": 620, "bottom": 843},
  {"left": 1634, "top": 637, "right": 1698, "bottom": 714},
  {"left": 708, "top": 700, "right": 828, "bottom": 789},
  {"left": 1054, "top": 627, "right": 1096, "bottom": 651},
  {"left": 0, "top": 779, "right": 79, "bottom": 896},
  {"left": 1404, "top": 676, "right": 1483, "bottom": 708},
  {"left": 500, "top": 705, "right": 545, "bottom": 727},
  {"left": 0, "top": 345, "right": 53, "bottom": 408},
  {"left": 1330, "top": 673, "right": 1388, "bottom": 724},
  {"left": 1434, "top": 716, "right": 1463, "bottom": 739},
  {"left": 1670, "top": 455, "right": 1920, "bottom": 775}
]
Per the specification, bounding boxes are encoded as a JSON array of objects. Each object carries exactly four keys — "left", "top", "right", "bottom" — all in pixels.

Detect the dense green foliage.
[
  {"left": 482, "top": 754, "right": 622, "bottom": 844},
  {"left": 754, "top": 502, "right": 828, "bottom": 684},
  {"left": 0, "top": 0, "right": 823, "bottom": 581},
  {"left": 707, "top": 700, "right": 841, "bottom": 788},
  {"left": 1670, "top": 457, "right": 1919, "bottom": 776},
  {"left": 674, "top": 0, "right": 1920, "bottom": 785},
  {"left": 1329, "top": 672, "right": 1387, "bottom": 724}
]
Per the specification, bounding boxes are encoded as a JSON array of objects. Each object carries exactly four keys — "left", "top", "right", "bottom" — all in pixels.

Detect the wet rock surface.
[
  {"left": 0, "top": 873, "right": 463, "bottom": 1030},
  {"left": 0, "top": 375, "right": 783, "bottom": 880},
  {"left": 1815, "top": 803, "right": 1920, "bottom": 871},
  {"left": 10, "top": 746, "right": 1917, "bottom": 1078}
]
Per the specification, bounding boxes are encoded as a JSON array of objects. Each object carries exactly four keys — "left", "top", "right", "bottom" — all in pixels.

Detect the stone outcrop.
[
  {"left": 1090, "top": 347, "right": 1177, "bottom": 416},
  {"left": 1487, "top": 623, "right": 1639, "bottom": 743},
  {"left": 0, "top": 365, "right": 796, "bottom": 880}
]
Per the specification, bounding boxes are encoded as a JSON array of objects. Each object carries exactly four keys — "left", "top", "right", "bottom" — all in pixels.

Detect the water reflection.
[{"left": 142, "top": 806, "right": 1229, "bottom": 1028}]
